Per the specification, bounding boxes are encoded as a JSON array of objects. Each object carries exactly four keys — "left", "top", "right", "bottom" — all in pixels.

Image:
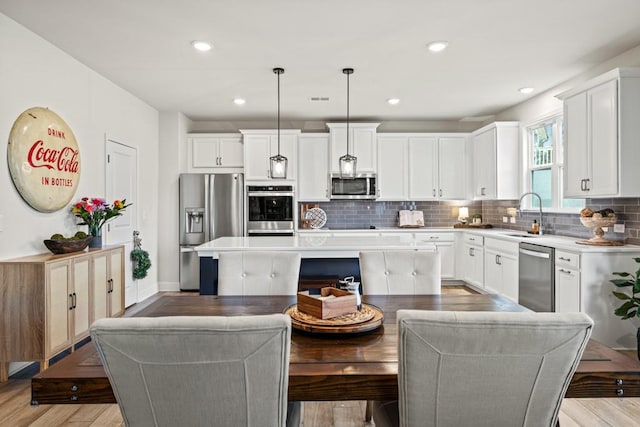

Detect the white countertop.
[
  {"left": 294, "top": 227, "right": 640, "bottom": 253},
  {"left": 196, "top": 227, "right": 640, "bottom": 258},
  {"left": 195, "top": 235, "right": 437, "bottom": 258}
]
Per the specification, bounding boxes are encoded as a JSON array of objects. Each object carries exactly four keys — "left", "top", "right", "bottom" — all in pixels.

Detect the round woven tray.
[{"left": 284, "top": 304, "right": 384, "bottom": 334}]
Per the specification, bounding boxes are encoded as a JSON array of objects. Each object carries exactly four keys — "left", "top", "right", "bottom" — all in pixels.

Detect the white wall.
[
  {"left": 495, "top": 44, "right": 640, "bottom": 124},
  {"left": 157, "top": 112, "right": 191, "bottom": 290},
  {"left": 0, "top": 13, "right": 160, "bottom": 374}
]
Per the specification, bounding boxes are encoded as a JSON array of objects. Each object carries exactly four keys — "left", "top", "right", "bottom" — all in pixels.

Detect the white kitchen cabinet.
[
  {"left": 471, "top": 122, "right": 519, "bottom": 200},
  {"left": 558, "top": 68, "right": 640, "bottom": 197},
  {"left": 298, "top": 133, "right": 330, "bottom": 201},
  {"left": 554, "top": 250, "right": 580, "bottom": 313},
  {"left": 377, "top": 134, "right": 468, "bottom": 201},
  {"left": 410, "top": 136, "right": 467, "bottom": 200},
  {"left": 414, "top": 232, "right": 455, "bottom": 279},
  {"left": 327, "top": 123, "right": 379, "bottom": 174},
  {"left": 241, "top": 130, "right": 300, "bottom": 181},
  {"left": 377, "top": 136, "right": 409, "bottom": 200},
  {"left": 187, "top": 133, "right": 243, "bottom": 171},
  {"left": 483, "top": 238, "right": 518, "bottom": 301},
  {"left": 461, "top": 233, "right": 484, "bottom": 289}
]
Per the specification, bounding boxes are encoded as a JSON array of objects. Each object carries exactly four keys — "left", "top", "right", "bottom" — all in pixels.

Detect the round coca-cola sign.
[{"left": 7, "top": 107, "right": 81, "bottom": 212}]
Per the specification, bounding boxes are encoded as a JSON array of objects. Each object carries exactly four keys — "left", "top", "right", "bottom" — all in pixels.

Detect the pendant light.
[
  {"left": 270, "top": 67, "right": 288, "bottom": 179},
  {"left": 339, "top": 68, "right": 357, "bottom": 178}
]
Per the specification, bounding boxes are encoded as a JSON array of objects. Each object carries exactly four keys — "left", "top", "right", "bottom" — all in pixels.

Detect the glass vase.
[{"left": 89, "top": 226, "right": 103, "bottom": 248}]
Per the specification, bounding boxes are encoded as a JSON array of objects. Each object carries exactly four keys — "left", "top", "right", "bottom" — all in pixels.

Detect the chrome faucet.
[{"left": 518, "top": 192, "right": 544, "bottom": 235}]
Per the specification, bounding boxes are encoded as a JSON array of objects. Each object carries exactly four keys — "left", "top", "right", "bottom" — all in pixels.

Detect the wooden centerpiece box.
[{"left": 297, "top": 287, "right": 357, "bottom": 319}]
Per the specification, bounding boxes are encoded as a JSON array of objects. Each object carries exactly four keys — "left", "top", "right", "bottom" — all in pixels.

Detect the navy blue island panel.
[{"left": 199, "top": 257, "right": 361, "bottom": 295}]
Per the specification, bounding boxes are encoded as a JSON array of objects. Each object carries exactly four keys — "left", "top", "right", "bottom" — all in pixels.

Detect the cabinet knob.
[
  {"left": 439, "top": 189, "right": 442, "bottom": 197},
  {"left": 480, "top": 187, "right": 486, "bottom": 196}
]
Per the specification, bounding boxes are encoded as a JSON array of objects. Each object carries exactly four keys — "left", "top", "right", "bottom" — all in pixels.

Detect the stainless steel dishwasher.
[{"left": 518, "top": 242, "right": 555, "bottom": 312}]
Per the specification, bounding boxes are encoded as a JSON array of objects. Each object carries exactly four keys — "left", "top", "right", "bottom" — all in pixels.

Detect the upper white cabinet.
[
  {"left": 187, "top": 133, "right": 243, "bottom": 172},
  {"left": 298, "top": 133, "right": 330, "bottom": 201},
  {"left": 558, "top": 68, "right": 640, "bottom": 198},
  {"left": 327, "top": 123, "right": 379, "bottom": 174},
  {"left": 241, "top": 130, "right": 300, "bottom": 181},
  {"left": 377, "top": 134, "right": 468, "bottom": 201},
  {"left": 410, "top": 136, "right": 467, "bottom": 200},
  {"left": 377, "top": 136, "right": 409, "bottom": 200},
  {"left": 471, "top": 122, "right": 519, "bottom": 200}
]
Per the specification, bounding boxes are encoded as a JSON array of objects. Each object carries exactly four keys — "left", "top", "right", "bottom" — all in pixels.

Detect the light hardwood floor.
[{"left": 2, "top": 286, "right": 639, "bottom": 426}]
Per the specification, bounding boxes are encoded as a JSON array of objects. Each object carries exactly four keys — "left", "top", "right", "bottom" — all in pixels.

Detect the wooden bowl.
[{"left": 43, "top": 237, "right": 93, "bottom": 254}]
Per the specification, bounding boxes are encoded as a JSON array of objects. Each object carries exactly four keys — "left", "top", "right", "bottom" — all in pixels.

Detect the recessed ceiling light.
[
  {"left": 233, "top": 98, "right": 246, "bottom": 105},
  {"left": 191, "top": 40, "right": 212, "bottom": 52},
  {"left": 387, "top": 98, "right": 400, "bottom": 105},
  {"left": 519, "top": 87, "right": 534, "bottom": 94},
  {"left": 427, "top": 41, "right": 449, "bottom": 53}
]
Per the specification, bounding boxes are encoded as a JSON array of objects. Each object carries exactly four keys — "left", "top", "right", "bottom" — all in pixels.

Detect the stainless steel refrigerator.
[{"left": 179, "top": 173, "right": 244, "bottom": 290}]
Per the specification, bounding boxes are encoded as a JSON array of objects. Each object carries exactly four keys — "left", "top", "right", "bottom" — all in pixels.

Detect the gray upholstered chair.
[
  {"left": 218, "top": 251, "right": 302, "bottom": 296},
  {"left": 373, "top": 310, "right": 593, "bottom": 427},
  {"left": 359, "top": 250, "right": 442, "bottom": 420},
  {"left": 359, "top": 250, "right": 441, "bottom": 295},
  {"left": 91, "top": 314, "right": 296, "bottom": 427}
]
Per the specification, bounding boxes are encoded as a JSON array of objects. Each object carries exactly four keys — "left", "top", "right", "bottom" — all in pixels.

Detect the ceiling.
[{"left": 3, "top": 1, "right": 640, "bottom": 123}]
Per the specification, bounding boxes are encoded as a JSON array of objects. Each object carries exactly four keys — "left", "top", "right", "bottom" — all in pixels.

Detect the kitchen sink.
[{"left": 504, "top": 233, "right": 538, "bottom": 238}]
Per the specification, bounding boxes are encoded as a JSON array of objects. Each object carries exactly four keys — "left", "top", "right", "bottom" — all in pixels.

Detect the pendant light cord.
[
  {"left": 277, "top": 69, "right": 281, "bottom": 155},
  {"left": 346, "top": 70, "right": 350, "bottom": 156},
  {"left": 342, "top": 68, "right": 354, "bottom": 156}
]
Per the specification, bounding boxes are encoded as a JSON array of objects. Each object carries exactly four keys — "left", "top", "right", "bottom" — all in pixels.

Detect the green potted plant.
[{"left": 610, "top": 256, "right": 640, "bottom": 359}]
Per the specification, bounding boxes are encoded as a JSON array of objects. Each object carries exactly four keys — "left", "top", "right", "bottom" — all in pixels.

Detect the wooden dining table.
[{"left": 31, "top": 294, "right": 640, "bottom": 405}]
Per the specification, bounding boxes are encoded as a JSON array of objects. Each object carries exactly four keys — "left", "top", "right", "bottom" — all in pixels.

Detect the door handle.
[
  {"left": 432, "top": 189, "right": 436, "bottom": 197},
  {"left": 584, "top": 178, "right": 590, "bottom": 191},
  {"left": 519, "top": 248, "right": 550, "bottom": 259},
  {"left": 439, "top": 189, "right": 442, "bottom": 197},
  {"left": 69, "top": 293, "right": 74, "bottom": 310}
]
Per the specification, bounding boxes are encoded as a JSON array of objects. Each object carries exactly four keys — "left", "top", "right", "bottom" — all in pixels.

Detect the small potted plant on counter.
[{"left": 611, "top": 257, "right": 640, "bottom": 359}]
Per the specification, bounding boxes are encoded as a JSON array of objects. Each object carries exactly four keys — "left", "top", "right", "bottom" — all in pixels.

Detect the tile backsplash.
[
  {"left": 481, "top": 198, "right": 640, "bottom": 245},
  {"left": 301, "top": 200, "right": 483, "bottom": 229},
  {"left": 300, "top": 198, "right": 640, "bottom": 245}
]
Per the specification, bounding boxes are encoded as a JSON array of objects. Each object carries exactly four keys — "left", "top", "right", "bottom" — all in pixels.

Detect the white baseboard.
[{"left": 158, "top": 281, "right": 180, "bottom": 292}]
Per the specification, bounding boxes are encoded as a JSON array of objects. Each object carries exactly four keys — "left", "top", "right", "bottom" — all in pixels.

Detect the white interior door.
[{"left": 105, "top": 137, "right": 138, "bottom": 307}]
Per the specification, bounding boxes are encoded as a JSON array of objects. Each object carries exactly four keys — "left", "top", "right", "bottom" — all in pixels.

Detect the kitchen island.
[{"left": 195, "top": 235, "right": 437, "bottom": 295}]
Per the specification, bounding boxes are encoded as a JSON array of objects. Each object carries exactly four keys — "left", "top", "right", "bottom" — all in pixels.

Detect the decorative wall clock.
[{"left": 7, "top": 107, "right": 81, "bottom": 212}]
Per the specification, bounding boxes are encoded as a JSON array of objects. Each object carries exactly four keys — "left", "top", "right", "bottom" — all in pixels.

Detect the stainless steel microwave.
[{"left": 330, "top": 174, "right": 378, "bottom": 199}]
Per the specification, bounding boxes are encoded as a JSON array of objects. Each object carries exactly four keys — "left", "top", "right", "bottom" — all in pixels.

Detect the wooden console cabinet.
[{"left": 0, "top": 246, "right": 124, "bottom": 382}]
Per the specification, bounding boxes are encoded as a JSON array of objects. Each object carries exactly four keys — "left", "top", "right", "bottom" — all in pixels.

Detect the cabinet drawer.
[
  {"left": 484, "top": 237, "right": 518, "bottom": 255},
  {"left": 414, "top": 232, "right": 455, "bottom": 243},
  {"left": 555, "top": 251, "right": 580, "bottom": 269},
  {"left": 463, "top": 233, "right": 483, "bottom": 246}
]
